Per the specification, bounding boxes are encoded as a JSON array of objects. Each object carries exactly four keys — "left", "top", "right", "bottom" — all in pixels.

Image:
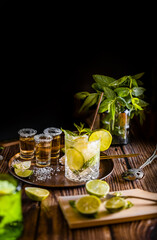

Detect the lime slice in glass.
[
  {"left": 86, "top": 179, "right": 110, "bottom": 197},
  {"left": 14, "top": 168, "right": 33, "bottom": 178},
  {"left": 25, "top": 187, "right": 49, "bottom": 201},
  {"left": 66, "top": 148, "right": 84, "bottom": 170},
  {"left": 14, "top": 161, "right": 31, "bottom": 170},
  {"left": 89, "top": 129, "right": 112, "bottom": 151},
  {"left": 75, "top": 195, "right": 101, "bottom": 215},
  {"left": 105, "top": 197, "right": 126, "bottom": 213}
]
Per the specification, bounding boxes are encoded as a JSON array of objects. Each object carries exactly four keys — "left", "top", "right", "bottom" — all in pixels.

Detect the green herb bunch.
[{"left": 75, "top": 73, "right": 149, "bottom": 130}]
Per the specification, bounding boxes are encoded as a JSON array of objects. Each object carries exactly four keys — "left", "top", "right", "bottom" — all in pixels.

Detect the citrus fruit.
[
  {"left": 89, "top": 129, "right": 112, "bottom": 151},
  {"left": 66, "top": 148, "right": 84, "bottom": 170},
  {"left": 0, "top": 180, "right": 16, "bottom": 195},
  {"left": 14, "top": 168, "right": 33, "bottom": 178},
  {"left": 14, "top": 161, "right": 31, "bottom": 170},
  {"left": 105, "top": 196, "right": 126, "bottom": 213},
  {"left": 86, "top": 179, "right": 110, "bottom": 197},
  {"left": 75, "top": 195, "right": 101, "bottom": 215},
  {"left": 25, "top": 187, "right": 49, "bottom": 201}
]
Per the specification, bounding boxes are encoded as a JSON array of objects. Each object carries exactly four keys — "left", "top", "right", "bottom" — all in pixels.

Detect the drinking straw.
[{"left": 90, "top": 92, "right": 104, "bottom": 131}]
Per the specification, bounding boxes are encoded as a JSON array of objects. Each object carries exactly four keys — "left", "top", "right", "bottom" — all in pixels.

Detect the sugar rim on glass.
[
  {"left": 34, "top": 133, "right": 53, "bottom": 143},
  {"left": 43, "top": 127, "right": 62, "bottom": 136},
  {"left": 18, "top": 128, "right": 37, "bottom": 137}
]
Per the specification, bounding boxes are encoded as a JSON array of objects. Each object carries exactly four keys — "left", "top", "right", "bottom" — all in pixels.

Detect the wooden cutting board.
[{"left": 58, "top": 189, "right": 157, "bottom": 229}]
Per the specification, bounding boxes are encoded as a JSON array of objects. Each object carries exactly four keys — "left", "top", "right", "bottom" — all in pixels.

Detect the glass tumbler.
[
  {"left": 18, "top": 128, "right": 37, "bottom": 160},
  {"left": 65, "top": 133, "right": 100, "bottom": 182},
  {"left": 34, "top": 134, "right": 53, "bottom": 167},
  {"left": 0, "top": 174, "right": 23, "bottom": 239}
]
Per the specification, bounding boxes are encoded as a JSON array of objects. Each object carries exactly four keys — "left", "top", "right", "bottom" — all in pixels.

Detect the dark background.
[{"left": 0, "top": 1, "right": 156, "bottom": 141}]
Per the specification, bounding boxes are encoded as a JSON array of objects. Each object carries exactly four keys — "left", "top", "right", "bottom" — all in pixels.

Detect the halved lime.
[
  {"left": 89, "top": 129, "right": 112, "bottom": 151},
  {"left": 105, "top": 197, "right": 126, "bottom": 213},
  {"left": 66, "top": 148, "right": 84, "bottom": 170},
  {"left": 25, "top": 187, "right": 49, "bottom": 201},
  {"left": 14, "top": 161, "right": 31, "bottom": 170},
  {"left": 0, "top": 180, "right": 16, "bottom": 195},
  {"left": 86, "top": 179, "right": 110, "bottom": 197},
  {"left": 14, "top": 168, "right": 33, "bottom": 178},
  {"left": 75, "top": 195, "right": 101, "bottom": 215}
]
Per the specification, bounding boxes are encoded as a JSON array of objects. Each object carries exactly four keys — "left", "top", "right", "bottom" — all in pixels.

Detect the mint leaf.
[
  {"left": 109, "top": 76, "right": 128, "bottom": 87},
  {"left": 114, "top": 87, "right": 130, "bottom": 97},
  {"left": 61, "top": 128, "right": 78, "bottom": 137},
  {"left": 132, "top": 87, "right": 146, "bottom": 97},
  {"left": 79, "top": 93, "right": 98, "bottom": 112},
  {"left": 74, "top": 92, "right": 90, "bottom": 99},
  {"left": 93, "top": 74, "right": 115, "bottom": 86},
  {"left": 81, "top": 153, "right": 99, "bottom": 170},
  {"left": 69, "top": 200, "right": 76, "bottom": 209}
]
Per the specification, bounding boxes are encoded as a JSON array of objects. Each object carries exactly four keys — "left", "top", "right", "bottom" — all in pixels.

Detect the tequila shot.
[
  {"left": 34, "top": 134, "right": 52, "bottom": 167},
  {"left": 18, "top": 128, "right": 37, "bottom": 160},
  {"left": 43, "top": 127, "right": 62, "bottom": 161}
]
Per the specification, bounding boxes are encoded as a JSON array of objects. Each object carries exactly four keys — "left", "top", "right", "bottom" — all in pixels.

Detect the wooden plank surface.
[
  {"left": 58, "top": 189, "right": 157, "bottom": 229},
  {"left": 0, "top": 132, "right": 157, "bottom": 240}
]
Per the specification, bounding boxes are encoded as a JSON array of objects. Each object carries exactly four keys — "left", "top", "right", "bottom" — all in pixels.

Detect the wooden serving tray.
[
  {"left": 8, "top": 153, "right": 114, "bottom": 188},
  {"left": 58, "top": 189, "right": 157, "bottom": 229}
]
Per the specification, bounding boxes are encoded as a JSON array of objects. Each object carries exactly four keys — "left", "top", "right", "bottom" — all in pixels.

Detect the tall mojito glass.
[
  {"left": 0, "top": 174, "right": 23, "bottom": 240},
  {"left": 65, "top": 134, "right": 100, "bottom": 182}
]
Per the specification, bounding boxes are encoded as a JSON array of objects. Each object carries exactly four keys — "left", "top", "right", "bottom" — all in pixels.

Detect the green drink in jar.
[{"left": 0, "top": 174, "right": 23, "bottom": 240}]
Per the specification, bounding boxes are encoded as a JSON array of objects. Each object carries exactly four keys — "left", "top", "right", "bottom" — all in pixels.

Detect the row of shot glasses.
[{"left": 18, "top": 127, "right": 62, "bottom": 167}]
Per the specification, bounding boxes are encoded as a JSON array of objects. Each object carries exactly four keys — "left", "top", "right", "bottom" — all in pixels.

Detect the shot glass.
[
  {"left": 34, "top": 134, "right": 53, "bottom": 167},
  {"left": 43, "top": 127, "right": 62, "bottom": 161},
  {"left": 0, "top": 174, "right": 23, "bottom": 239},
  {"left": 18, "top": 128, "right": 37, "bottom": 160}
]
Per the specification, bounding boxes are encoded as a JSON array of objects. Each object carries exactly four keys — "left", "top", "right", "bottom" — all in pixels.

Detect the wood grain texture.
[
  {"left": 0, "top": 131, "right": 156, "bottom": 240},
  {"left": 58, "top": 189, "right": 157, "bottom": 229}
]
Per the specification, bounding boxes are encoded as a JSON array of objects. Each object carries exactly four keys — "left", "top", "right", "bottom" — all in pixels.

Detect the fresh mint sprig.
[
  {"left": 74, "top": 123, "right": 92, "bottom": 136},
  {"left": 61, "top": 123, "right": 92, "bottom": 137}
]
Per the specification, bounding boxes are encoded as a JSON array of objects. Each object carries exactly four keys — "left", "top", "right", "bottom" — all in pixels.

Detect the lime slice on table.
[
  {"left": 66, "top": 148, "right": 84, "bottom": 170},
  {"left": 86, "top": 179, "right": 110, "bottom": 198},
  {"left": 89, "top": 129, "right": 112, "bottom": 151},
  {"left": 75, "top": 195, "right": 101, "bottom": 215},
  {"left": 14, "top": 168, "right": 33, "bottom": 178},
  {"left": 105, "top": 196, "right": 126, "bottom": 213},
  {"left": 25, "top": 187, "right": 49, "bottom": 201},
  {"left": 14, "top": 161, "right": 31, "bottom": 170}
]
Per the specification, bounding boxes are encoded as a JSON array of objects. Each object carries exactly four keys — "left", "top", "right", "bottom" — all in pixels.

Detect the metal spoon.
[
  {"left": 122, "top": 145, "right": 157, "bottom": 181},
  {"left": 104, "top": 193, "right": 157, "bottom": 203}
]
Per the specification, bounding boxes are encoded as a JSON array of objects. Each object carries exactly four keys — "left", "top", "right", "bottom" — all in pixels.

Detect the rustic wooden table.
[{"left": 0, "top": 127, "right": 157, "bottom": 240}]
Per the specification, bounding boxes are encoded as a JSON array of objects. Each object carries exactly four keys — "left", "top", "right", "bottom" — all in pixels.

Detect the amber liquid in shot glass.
[
  {"left": 43, "top": 127, "right": 62, "bottom": 162},
  {"left": 18, "top": 128, "right": 37, "bottom": 160},
  {"left": 35, "top": 134, "right": 52, "bottom": 167}
]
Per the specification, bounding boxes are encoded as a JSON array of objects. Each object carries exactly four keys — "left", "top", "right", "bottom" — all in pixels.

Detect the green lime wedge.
[
  {"left": 75, "top": 195, "right": 101, "bottom": 215},
  {"left": 66, "top": 148, "right": 84, "bottom": 170},
  {"left": 89, "top": 129, "right": 112, "bottom": 151},
  {"left": 14, "top": 161, "right": 31, "bottom": 170},
  {"left": 25, "top": 187, "right": 49, "bottom": 201},
  {"left": 14, "top": 168, "right": 33, "bottom": 178},
  {"left": 105, "top": 197, "right": 126, "bottom": 213},
  {"left": 0, "top": 180, "right": 16, "bottom": 195},
  {"left": 86, "top": 179, "right": 110, "bottom": 197}
]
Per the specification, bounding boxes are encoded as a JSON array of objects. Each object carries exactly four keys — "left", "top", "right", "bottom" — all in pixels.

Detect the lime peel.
[
  {"left": 75, "top": 195, "right": 101, "bottom": 215},
  {"left": 89, "top": 129, "right": 112, "bottom": 151},
  {"left": 25, "top": 187, "right": 49, "bottom": 201},
  {"left": 66, "top": 148, "right": 84, "bottom": 170},
  {"left": 105, "top": 197, "right": 126, "bottom": 213},
  {"left": 14, "top": 168, "right": 33, "bottom": 178},
  {"left": 86, "top": 180, "right": 110, "bottom": 198},
  {"left": 13, "top": 161, "right": 31, "bottom": 170}
]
